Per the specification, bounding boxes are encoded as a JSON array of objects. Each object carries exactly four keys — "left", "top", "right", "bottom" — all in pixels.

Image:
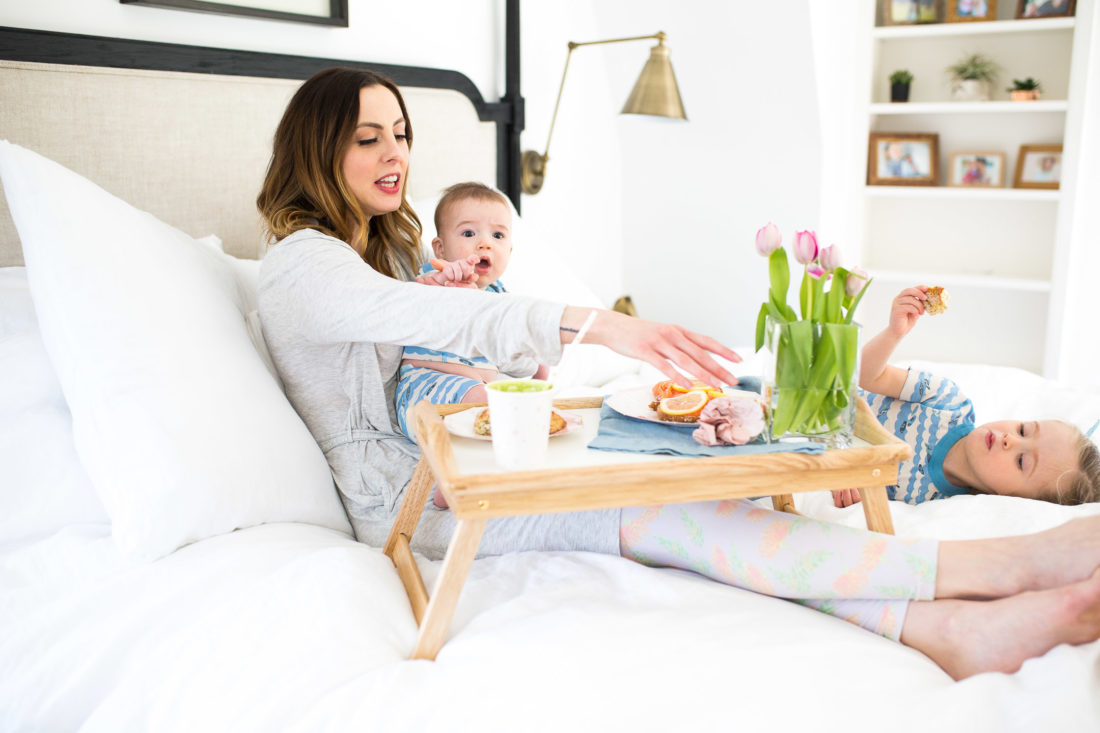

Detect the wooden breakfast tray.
[{"left": 384, "top": 395, "right": 913, "bottom": 660}]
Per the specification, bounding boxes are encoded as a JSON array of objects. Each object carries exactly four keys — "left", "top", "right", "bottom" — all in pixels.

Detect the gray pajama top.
[{"left": 257, "top": 229, "right": 620, "bottom": 560}]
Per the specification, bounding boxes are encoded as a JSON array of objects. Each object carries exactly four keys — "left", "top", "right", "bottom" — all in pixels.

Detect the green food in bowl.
[{"left": 487, "top": 379, "right": 553, "bottom": 393}]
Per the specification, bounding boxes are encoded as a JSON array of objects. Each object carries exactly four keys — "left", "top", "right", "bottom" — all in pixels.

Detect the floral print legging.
[{"left": 619, "top": 499, "right": 938, "bottom": 641}]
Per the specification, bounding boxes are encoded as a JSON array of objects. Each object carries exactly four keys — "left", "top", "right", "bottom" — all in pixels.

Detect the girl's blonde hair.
[
  {"left": 257, "top": 67, "right": 422, "bottom": 279},
  {"left": 1052, "top": 428, "right": 1100, "bottom": 505}
]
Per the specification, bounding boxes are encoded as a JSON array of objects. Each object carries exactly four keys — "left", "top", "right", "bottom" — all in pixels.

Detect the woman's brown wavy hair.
[{"left": 257, "top": 67, "right": 422, "bottom": 279}]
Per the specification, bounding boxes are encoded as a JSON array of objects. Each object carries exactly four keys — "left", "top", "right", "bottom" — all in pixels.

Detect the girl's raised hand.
[
  {"left": 889, "top": 286, "right": 928, "bottom": 338},
  {"left": 415, "top": 255, "right": 480, "bottom": 288}
]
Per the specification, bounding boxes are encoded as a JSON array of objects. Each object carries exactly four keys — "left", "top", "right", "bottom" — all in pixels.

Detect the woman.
[{"left": 256, "top": 67, "right": 1100, "bottom": 680}]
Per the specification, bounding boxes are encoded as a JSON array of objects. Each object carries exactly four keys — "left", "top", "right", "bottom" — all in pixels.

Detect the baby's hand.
[
  {"left": 416, "top": 255, "right": 480, "bottom": 288},
  {"left": 888, "top": 286, "right": 928, "bottom": 338},
  {"left": 831, "top": 489, "right": 862, "bottom": 508}
]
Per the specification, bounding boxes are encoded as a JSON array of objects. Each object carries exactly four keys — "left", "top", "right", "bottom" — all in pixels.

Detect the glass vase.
[{"left": 761, "top": 317, "right": 861, "bottom": 448}]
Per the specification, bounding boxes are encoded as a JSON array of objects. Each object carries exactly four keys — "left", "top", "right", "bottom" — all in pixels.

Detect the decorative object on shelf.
[
  {"left": 1016, "top": 0, "right": 1075, "bottom": 18},
  {"left": 118, "top": 0, "right": 348, "bottom": 27},
  {"left": 867, "top": 132, "right": 940, "bottom": 186},
  {"left": 1014, "top": 144, "right": 1062, "bottom": 189},
  {"left": 948, "top": 151, "right": 1006, "bottom": 187},
  {"left": 946, "top": 0, "right": 998, "bottom": 21},
  {"left": 520, "top": 32, "right": 686, "bottom": 195},
  {"left": 946, "top": 52, "right": 1001, "bottom": 101},
  {"left": 883, "top": 0, "right": 942, "bottom": 25},
  {"left": 1007, "top": 77, "right": 1043, "bottom": 101},
  {"left": 889, "top": 69, "right": 913, "bottom": 102},
  {"left": 754, "top": 225, "right": 871, "bottom": 447}
]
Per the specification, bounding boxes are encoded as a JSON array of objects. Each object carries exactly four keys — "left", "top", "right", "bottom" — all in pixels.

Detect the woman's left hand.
[{"left": 416, "top": 255, "right": 480, "bottom": 288}]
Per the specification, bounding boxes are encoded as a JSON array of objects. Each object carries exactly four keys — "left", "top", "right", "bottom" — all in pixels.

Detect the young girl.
[
  {"left": 256, "top": 66, "right": 1100, "bottom": 682},
  {"left": 831, "top": 286, "right": 1100, "bottom": 508}
]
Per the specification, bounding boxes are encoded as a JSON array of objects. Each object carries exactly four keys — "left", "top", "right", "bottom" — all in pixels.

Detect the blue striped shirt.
[{"left": 860, "top": 369, "right": 975, "bottom": 504}]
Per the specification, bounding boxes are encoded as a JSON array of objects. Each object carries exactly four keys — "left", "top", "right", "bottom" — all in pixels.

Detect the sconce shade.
[{"left": 621, "top": 44, "right": 687, "bottom": 120}]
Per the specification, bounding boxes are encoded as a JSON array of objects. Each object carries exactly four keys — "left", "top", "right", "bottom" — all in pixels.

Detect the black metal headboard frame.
[{"left": 0, "top": 0, "right": 525, "bottom": 210}]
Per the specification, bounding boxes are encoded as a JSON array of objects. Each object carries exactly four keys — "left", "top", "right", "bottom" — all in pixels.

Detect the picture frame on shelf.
[
  {"left": 948, "top": 152, "right": 1006, "bottom": 187},
  {"left": 1016, "top": 0, "right": 1075, "bottom": 18},
  {"left": 946, "top": 0, "right": 997, "bottom": 21},
  {"left": 868, "top": 132, "right": 940, "bottom": 186},
  {"left": 882, "top": 0, "right": 942, "bottom": 25},
  {"left": 1014, "top": 144, "right": 1062, "bottom": 189}
]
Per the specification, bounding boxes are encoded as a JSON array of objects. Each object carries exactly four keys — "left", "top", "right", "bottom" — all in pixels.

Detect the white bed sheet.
[{"left": 2, "top": 268, "right": 1100, "bottom": 732}]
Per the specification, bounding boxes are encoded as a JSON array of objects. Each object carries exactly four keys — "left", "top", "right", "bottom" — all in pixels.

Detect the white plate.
[
  {"left": 443, "top": 407, "right": 584, "bottom": 441},
  {"left": 604, "top": 385, "right": 762, "bottom": 427}
]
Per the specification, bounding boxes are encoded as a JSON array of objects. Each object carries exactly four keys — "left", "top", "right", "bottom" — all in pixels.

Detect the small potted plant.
[
  {"left": 889, "top": 69, "right": 913, "bottom": 103},
  {"left": 946, "top": 52, "right": 1000, "bottom": 102},
  {"left": 1007, "top": 77, "right": 1042, "bottom": 102}
]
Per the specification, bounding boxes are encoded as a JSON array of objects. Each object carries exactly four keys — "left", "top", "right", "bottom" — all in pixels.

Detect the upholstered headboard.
[{"left": 0, "top": 25, "right": 522, "bottom": 265}]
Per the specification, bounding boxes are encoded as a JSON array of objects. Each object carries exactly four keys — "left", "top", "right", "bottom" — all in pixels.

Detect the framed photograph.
[
  {"left": 868, "top": 132, "right": 940, "bottom": 186},
  {"left": 1014, "top": 144, "right": 1063, "bottom": 189},
  {"left": 948, "top": 152, "right": 1006, "bottom": 187},
  {"left": 883, "top": 0, "right": 942, "bottom": 25},
  {"left": 946, "top": 0, "right": 997, "bottom": 21},
  {"left": 1016, "top": 0, "right": 1075, "bottom": 18},
  {"left": 119, "top": 0, "right": 348, "bottom": 27}
]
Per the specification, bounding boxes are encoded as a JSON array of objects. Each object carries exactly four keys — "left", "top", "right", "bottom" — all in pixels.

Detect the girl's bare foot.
[{"left": 903, "top": 568, "right": 1100, "bottom": 680}]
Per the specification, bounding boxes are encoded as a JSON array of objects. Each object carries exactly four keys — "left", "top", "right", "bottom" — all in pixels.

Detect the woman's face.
[{"left": 342, "top": 84, "right": 409, "bottom": 219}]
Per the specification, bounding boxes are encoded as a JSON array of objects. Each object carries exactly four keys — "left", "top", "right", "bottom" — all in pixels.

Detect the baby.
[
  {"left": 831, "top": 285, "right": 1100, "bottom": 508},
  {"left": 394, "top": 181, "right": 548, "bottom": 444}
]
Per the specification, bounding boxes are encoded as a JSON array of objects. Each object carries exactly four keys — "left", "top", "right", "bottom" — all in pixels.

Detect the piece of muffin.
[
  {"left": 472, "top": 408, "right": 568, "bottom": 436},
  {"left": 925, "top": 286, "right": 949, "bottom": 315}
]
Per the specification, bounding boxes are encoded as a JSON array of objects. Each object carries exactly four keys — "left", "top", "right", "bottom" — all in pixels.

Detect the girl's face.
[
  {"left": 960, "top": 419, "right": 1077, "bottom": 499},
  {"left": 342, "top": 85, "right": 409, "bottom": 219},
  {"left": 431, "top": 198, "right": 513, "bottom": 289}
]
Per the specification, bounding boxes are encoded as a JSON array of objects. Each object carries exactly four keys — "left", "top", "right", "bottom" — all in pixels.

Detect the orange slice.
[
  {"left": 670, "top": 379, "right": 723, "bottom": 399},
  {"left": 658, "top": 390, "right": 710, "bottom": 417}
]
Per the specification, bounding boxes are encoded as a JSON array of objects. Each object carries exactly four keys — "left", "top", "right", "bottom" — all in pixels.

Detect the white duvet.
[{"left": 2, "top": 266, "right": 1100, "bottom": 733}]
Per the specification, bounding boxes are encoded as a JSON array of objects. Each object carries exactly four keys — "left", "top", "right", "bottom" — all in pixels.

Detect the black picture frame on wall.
[{"left": 120, "top": 0, "right": 349, "bottom": 28}]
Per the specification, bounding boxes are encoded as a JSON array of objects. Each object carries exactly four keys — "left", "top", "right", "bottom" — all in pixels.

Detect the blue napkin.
[{"left": 588, "top": 377, "right": 824, "bottom": 458}]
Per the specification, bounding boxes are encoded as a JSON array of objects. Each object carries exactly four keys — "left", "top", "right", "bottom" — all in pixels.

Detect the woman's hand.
[
  {"left": 415, "top": 255, "right": 480, "bottom": 288},
  {"left": 832, "top": 489, "right": 862, "bottom": 508},
  {"left": 888, "top": 286, "right": 928, "bottom": 338},
  {"left": 564, "top": 307, "right": 741, "bottom": 389}
]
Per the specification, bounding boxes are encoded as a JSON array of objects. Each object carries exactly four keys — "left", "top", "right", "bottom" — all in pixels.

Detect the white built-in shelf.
[
  {"left": 869, "top": 269, "right": 1052, "bottom": 293},
  {"left": 864, "top": 185, "right": 1061, "bottom": 202},
  {"left": 872, "top": 17, "right": 1075, "bottom": 39},
  {"left": 870, "top": 100, "right": 1068, "bottom": 115}
]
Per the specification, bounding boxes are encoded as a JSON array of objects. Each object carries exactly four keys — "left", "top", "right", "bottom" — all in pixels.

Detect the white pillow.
[
  {"left": 0, "top": 141, "right": 351, "bottom": 560},
  {"left": 413, "top": 191, "right": 641, "bottom": 388}
]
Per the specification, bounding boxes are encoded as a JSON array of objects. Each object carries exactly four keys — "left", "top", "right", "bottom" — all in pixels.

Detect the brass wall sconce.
[{"left": 521, "top": 31, "right": 687, "bottom": 195}]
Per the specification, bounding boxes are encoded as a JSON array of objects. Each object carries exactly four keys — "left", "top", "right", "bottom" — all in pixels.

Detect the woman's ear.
[{"left": 431, "top": 237, "right": 445, "bottom": 258}]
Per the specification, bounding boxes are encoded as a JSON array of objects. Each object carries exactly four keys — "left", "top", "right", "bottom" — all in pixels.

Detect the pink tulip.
[
  {"left": 792, "top": 230, "right": 818, "bottom": 265},
  {"left": 818, "top": 244, "right": 841, "bottom": 272},
  {"left": 845, "top": 267, "right": 869, "bottom": 297},
  {"left": 754, "top": 222, "right": 782, "bottom": 257},
  {"left": 806, "top": 264, "right": 826, "bottom": 280}
]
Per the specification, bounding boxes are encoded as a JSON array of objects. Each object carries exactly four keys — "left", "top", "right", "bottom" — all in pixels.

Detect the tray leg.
[
  {"left": 384, "top": 455, "right": 435, "bottom": 558},
  {"left": 771, "top": 494, "right": 797, "bottom": 514},
  {"left": 858, "top": 486, "right": 895, "bottom": 535},
  {"left": 411, "top": 517, "right": 487, "bottom": 660}
]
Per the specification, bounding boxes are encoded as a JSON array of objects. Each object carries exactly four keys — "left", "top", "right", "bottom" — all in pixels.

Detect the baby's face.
[{"left": 433, "top": 198, "right": 513, "bottom": 289}]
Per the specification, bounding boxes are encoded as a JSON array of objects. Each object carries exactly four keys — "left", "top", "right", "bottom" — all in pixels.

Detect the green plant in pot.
[
  {"left": 889, "top": 69, "right": 913, "bottom": 103},
  {"left": 946, "top": 52, "right": 1000, "bottom": 102},
  {"left": 1008, "top": 77, "right": 1042, "bottom": 102}
]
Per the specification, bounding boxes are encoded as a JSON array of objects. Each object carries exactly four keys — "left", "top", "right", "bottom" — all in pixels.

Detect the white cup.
[{"left": 486, "top": 379, "right": 555, "bottom": 470}]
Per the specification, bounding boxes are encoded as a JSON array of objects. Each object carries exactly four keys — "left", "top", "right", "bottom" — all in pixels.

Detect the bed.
[{"left": 2, "top": 25, "right": 1099, "bottom": 733}]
